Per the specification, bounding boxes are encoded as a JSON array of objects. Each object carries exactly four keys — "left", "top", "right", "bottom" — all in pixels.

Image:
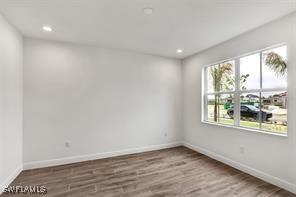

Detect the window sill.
[{"left": 201, "top": 120, "right": 288, "bottom": 137}]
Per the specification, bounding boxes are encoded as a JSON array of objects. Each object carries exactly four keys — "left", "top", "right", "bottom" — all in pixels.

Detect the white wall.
[
  {"left": 4, "top": 8, "right": 295, "bottom": 194},
  {"left": 183, "top": 12, "right": 296, "bottom": 191},
  {"left": 23, "top": 38, "right": 183, "bottom": 166},
  {"left": 0, "top": 14, "right": 23, "bottom": 191}
]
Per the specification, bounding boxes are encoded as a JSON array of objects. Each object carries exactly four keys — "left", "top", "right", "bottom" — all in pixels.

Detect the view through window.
[{"left": 204, "top": 45, "right": 287, "bottom": 135}]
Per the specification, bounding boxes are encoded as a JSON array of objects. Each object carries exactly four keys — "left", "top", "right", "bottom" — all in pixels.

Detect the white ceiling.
[{"left": 0, "top": 0, "right": 295, "bottom": 59}]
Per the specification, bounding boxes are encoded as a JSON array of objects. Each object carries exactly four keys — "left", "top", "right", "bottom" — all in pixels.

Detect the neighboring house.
[{"left": 262, "top": 92, "right": 287, "bottom": 108}]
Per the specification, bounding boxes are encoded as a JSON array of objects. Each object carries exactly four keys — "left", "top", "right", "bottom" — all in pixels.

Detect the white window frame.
[{"left": 202, "top": 44, "right": 288, "bottom": 136}]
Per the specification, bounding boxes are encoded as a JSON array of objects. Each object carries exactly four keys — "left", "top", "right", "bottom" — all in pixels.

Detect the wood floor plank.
[{"left": 1, "top": 146, "right": 295, "bottom": 197}]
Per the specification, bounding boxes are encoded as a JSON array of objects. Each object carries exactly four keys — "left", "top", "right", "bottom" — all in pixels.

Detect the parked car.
[{"left": 227, "top": 105, "right": 272, "bottom": 121}]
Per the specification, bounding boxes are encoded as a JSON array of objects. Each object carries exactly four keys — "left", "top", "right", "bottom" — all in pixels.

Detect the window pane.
[
  {"left": 240, "top": 93, "right": 260, "bottom": 129},
  {"left": 262, "top": 46, "right": 287, "bottom": 89},
  {"left": 219, "top": 94, "right": 234, "bottom": 125},
  {"left": 207, "top": 95, "right": 215, "bottom": 122},
  {"left": 261, "top": 91, "right": 287, "bottom": 134},
  {"left": 220, "top": 61, "right": 235, "bottom": 92},
  {"left": 206, "top": 65, "right": 218, "bottom": 93},
  {"left": 206, "top": 62, "right": 235, "bottom": 93},
  {"left": 207, "top": 94, "right": 234, "bottom": 125},
  {"left": 240, "top": 53, "right": 260, "bottom": 90}
]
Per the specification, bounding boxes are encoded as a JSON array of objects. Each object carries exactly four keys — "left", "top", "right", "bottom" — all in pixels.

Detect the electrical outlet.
[
  {"left": 239, "top": 147, "right": 245, "bottom": 154},
  {"left": 65, "top": 141, "right": 71, "bottom": 148}
]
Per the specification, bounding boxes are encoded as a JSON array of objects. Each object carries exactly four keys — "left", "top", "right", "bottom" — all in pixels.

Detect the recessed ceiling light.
[
  {"left": 177, "top": 49, "right": 183, "bottom": 54},
  {"left": 42, "top": 26, "right": 52, "bottom": 32},
  {"left": 143, "top": 8, "right": 153, "bottom": 15}
]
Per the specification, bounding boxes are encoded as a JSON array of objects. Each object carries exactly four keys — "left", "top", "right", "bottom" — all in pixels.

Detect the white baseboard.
[
  {"left": 182, "top": 142, "right": 296, "bottom": 194},
  {"left": 0, "top": 165, "right": 23, "bottom": 195},
  {"left": 23, "top": 142, "right": 182, "bottom": 170}
]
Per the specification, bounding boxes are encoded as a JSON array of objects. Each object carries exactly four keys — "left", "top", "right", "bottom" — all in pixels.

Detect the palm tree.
[
  {"left": 210, "top": 63, "right": 249, "bottom": 121},
  {"left": 210, "top": 63, "right": 233, "bottom": 121},
  {"left": 225, "top": 74, "right": 250, "bottom": 91},
  {"left": 265, "top": 52, "right": 287, "bottom": 76}
]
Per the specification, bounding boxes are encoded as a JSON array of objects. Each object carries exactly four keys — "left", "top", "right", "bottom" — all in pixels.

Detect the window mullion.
[
  {"left": 259, "top": 52, "right": 263, "bottom": 128},
  {"left": 203, "top": 68, "right": 208, "bottom": 121},
  {"left": 234, "top": 58, "right": 240, "bottom": 126}
]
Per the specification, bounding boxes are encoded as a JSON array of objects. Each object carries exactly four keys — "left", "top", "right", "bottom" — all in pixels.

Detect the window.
[{"left": 203, "top": 45, "right": 287, "bottom": 135}]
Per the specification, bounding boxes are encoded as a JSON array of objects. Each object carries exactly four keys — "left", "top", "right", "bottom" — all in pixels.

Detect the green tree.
[
  {"left": 210, "top": 63, "right": 249, "bottom": 122},
  {"left": 225, "top": 74, "right": 250, "bottom": 91},
  {"left": 265, "top": 52, "right": 287, "bottom": 76},
  {"left": 210, "top": 63, "right": 232, "bottom": 121}
]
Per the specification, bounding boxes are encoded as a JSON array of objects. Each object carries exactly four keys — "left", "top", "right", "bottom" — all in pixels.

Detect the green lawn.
[
  {"left": 207, "top": 118, "right": 287, "bottom": 134},
  {"left": 207, "top": 105, "right": 287, "bottom": 134}
]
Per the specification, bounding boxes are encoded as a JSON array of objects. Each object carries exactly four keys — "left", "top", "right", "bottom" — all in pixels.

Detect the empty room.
[{"left": 0, "top": 0, "right": 296, "bottom": 196}]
